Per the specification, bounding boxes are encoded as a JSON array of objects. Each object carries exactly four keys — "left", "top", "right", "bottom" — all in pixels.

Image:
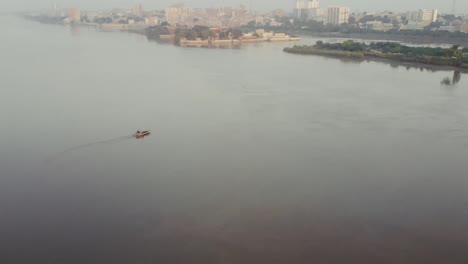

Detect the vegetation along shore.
[{"left": 284, "top": 41, "right": 468, "bottom": 71}]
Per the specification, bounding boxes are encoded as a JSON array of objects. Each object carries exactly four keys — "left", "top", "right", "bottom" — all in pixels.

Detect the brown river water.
[{"left": 1, "top": 16, "right": 467, "bottom": 264}]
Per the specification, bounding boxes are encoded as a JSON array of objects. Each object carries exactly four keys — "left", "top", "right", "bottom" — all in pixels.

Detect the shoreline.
[
  {"left": 179, "top": 37, "right": 300, "bottom": 46},
  {"left": 22, "top": 14, "right": 468, "bottom": 47},
  {"left": 21, "top": 16, "right": 468, "bottom": 64},
  {"left": 284, "top": 48, "right": 468, "bottom": 73},
  {"left": 298, "top": 31, "right": 468, "bottom": 46}
]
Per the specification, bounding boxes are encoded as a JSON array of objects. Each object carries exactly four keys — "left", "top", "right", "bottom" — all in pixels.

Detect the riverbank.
[
  {"left": 298, "top": 31, "right": 468, "bottom": 47},
  {"left": 22, "top": 14, "right": 468, "bottom": 52},
  {"left": 179, "top": 37, "right": 300, "bottom": 46},
  {"left": 145, "top": 25, "right": 300, "bottom": 47},
  {"left": 284, "top": 41, "right": 468, "bottom": 72}
]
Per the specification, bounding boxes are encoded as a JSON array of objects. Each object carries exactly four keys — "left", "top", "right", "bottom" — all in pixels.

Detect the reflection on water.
[
  {"left": 287, "top": 51, "right": 465, "bottom": 74},
  {"left": 68, "top": 24, "right": 81, "bottom": 36},
  {"left": 441, "top": 71, "right": 462, "bottom": 86},
  {"left": 146, "top": 38, "right": 173, "bottom": 46},
  {"left": 180, "top": 42, "right": 243, "bottom": 49}
]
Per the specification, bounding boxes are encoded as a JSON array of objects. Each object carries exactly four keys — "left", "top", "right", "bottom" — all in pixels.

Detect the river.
[{"left": 1, "top": 16, "right": 468, "bottom": 264}]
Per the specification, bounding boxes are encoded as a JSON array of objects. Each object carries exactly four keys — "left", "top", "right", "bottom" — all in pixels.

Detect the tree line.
[{"left": 285, "top": 40, "right": 468, "bottom": 68}]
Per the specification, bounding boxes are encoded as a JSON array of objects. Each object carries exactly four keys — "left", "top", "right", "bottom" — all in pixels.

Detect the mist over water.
[{"left": 1, "top": 15, "right": 468, "bottom": 264}]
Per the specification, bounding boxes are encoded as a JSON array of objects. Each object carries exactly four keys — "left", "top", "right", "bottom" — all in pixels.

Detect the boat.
[{"left": 135, "top": 130, "right": 150, "bottom": 138}]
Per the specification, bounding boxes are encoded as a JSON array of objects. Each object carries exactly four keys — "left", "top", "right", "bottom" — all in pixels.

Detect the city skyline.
[{"left": 2, "top": 0, "right": 468, "bottom": 14}]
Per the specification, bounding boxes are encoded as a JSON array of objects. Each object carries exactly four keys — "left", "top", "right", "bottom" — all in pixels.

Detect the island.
[
  {"left": 284, "top": 41, "right": 468, "bottom": 71},
  {"left": 145, "top": 25, "right": 299, "bottom": 46}
]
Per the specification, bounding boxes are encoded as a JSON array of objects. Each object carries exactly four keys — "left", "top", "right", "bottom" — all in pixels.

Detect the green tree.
[
  {"left": 447, "top": 45, "right": 464, "bottom": 66},
  {"left": 230, "top": 28, "right": 243, "bottom": 39},
  {"left": 246, "top": 20, "right": 256, "bottom": 28}
]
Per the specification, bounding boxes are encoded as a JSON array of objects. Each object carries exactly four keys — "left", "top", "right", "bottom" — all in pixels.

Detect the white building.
[
  {"left": 133, "top": 3, "right": 143, "bottom": 16},
  {"left": 307, "top": 0, "right": 319, "bottom": 9},
  {"left": 145, "top": 16, "right": 160, "bottom": 25},
  {"left": 365, "top": 21, "right": 395, "bottom": 31},
  {"left": 401, "top": 9, "right": 438, "bottom": 31},
  {"left": 327, "top": 6, "right": 350, "bottom": 25},
  {"left": 295, "top": 0, "right": 307, "bottom": 18},
  {"left": 296, "top": 0, "right": 320, "bottom": 18},
  {"left": 438, "top": 25, "right": 456, "bottom": 32},
  {"left": 165, "top": 5, "right": 193, "bottom": 25},
  {"left": 309, "top": 8, "right": 327, "bottom": 22},
  {"left": 408, "top": 9, "right": 438, "bottom": 24}
]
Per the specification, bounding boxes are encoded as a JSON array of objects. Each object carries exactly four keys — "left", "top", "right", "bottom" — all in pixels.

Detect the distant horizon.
[{"left": 2, "top": 0, "right": 468, "bottom": 15}]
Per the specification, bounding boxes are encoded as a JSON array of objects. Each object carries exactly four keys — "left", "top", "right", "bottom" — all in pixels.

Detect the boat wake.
[{"left": 46, "top": 135, "right": 134, "bottom": 162}]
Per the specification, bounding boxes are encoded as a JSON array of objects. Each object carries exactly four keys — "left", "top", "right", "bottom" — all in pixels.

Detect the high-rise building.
[
  {"left": 307, "top": 0, "right": 326, "bottom": 21},
  {"left": 133, "top": 3, "right": 143, "bottom": 16},
  {"left": 68, "top": 7, "right": 81, "bottom": 23},
  {"left": 295, "top": 0, "right": 306, "bottom": 18},
  {"left": 309, "top": 8, "right": 327, "bottom": 22},
  {"left": 165, "top": 4, "right": 193, "bottom": 25},
  {"left": 296, "top": 0, "right": 320, "bottom": 18},
  {"left": 403, "top": 9, "right": 438, "bottom": 30},
  {"left": 326, "top": 6, "right": 350, "bottom": 25},
  {"left": 307, "top": 0, "right": 319, "bottom": 9},
  {"left": 408, "top": 9, "right": 438, "bottom": 23}
]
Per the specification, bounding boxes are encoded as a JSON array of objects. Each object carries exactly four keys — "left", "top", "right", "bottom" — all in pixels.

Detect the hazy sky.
[{"left": 2, "top": 0, "right": 467, "bottom": 14}]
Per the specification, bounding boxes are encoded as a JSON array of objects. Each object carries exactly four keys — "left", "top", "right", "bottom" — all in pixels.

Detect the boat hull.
[{"left": 135, "top": 131, "right": 150, "bottom": 138}]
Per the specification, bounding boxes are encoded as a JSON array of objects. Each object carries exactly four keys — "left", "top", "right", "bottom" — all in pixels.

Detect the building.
[
  {"left": 295, "top": 0, "right": 306, "bottom": 17},
  {"left": 460, "top": 22, "right": 468, "bottom": 33},
  {"left": 401, "top": 22, "right": 426, "bottom": 30},
  {"left": 133, "top": 3, "right": 143, "bottom": 16},
  {"left": 68, "top": 7, "right": 81, "bottom": 23},
  {"left": 145, "top": 16, "right": 160, "bottom": 25},
  {"left": 255, "top": 16, "right": 267, "bottom": 25},
  {"left": 438, "top": 25, "right": 457, "bottom": 32},
  {"left": 408, "top": 9, "right": 438, "bottom": 24},
  {"left": 327, "top": 6, "right": 350, "bottom": 25},
  {"left": 365, "top": 21, "right": 395, "bottom": 31},
  {"left": 308, "top": 0, "right": 319, "bottom": 9},
  {"left": 165, "top": 4, "right": 193, "bottom": 25},
  {"left": 401, "top": 9, "right": 438, "bottom": 30},
  {"left": 309, "top": 8, "right": 327, "bottom": 22},
  {"left": 296, "top": 0, "right": 319, "bottom": 18}
]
